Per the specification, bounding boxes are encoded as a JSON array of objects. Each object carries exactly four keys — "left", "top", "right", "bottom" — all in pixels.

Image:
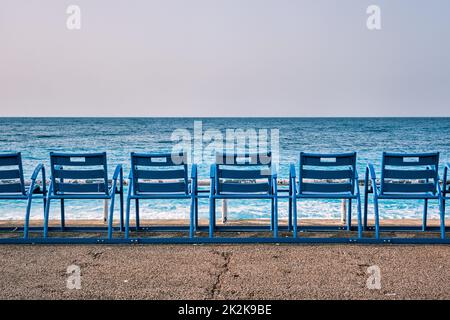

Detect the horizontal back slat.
[
  {"left": 135, "top": 169, "right": 186, "bottom": 180},
  {"left": 0, "top": 183, "right": 23, "bottom": 193},
  {"left": 55, "top": 183, "right": 106, "bottom": 193},
  {"left": 133, "top": 154, "right": 186, "bottom": 167},
  {"left": 0, "top": 155, "right": 20, "bottom": 167},
  {"left": 53, "top": 169, "right": 105, "bottom": 180},
  {"left": 136, "top": 182, "right": 187, "bottom": 193},
  {"left": 0, "top": 169, "right": 21, "bottom": 180},
  {"left": 52, "top": 154, "right": 106, "bottom": 166},
  {"left": 216, "top": 153, "right": 271, "bottom": 166},
  {"left": 301, "top": 155, "right": 355, "bottom": 167},
  {"left": 219, "top": 182, "right": 270, "bottom": 194},
  {"left": 301, "top": 169, "right": 353, "bottom": 180},
  {"left": 301, "top": 183, "right": 353, "bottom": 193},
  {"left": 383, "top": 169, "right": 436, "bottom": 180},
  {"left": 219, "top": 169, "right": 270, "bottom": 179},
  {"left": 382, "top": 182, "right": 436, "bottom": 193},
  {"left": 383, "top": 154, "right": 438, "bottom": 167}
]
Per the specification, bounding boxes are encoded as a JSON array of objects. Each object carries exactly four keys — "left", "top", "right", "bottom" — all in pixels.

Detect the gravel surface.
[{"left": 0, "top": 244, "right": 448, "bottom": 300}]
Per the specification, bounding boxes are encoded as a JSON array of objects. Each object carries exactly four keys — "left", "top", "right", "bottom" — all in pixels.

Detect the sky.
[{"left": 0, "top": 0, "right": 449, "bottom": 117}]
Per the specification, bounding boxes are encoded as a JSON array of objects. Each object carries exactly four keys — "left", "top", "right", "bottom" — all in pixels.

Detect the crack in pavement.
[{"left": 209, "top": 251, "right": 232, "bottom": 299}]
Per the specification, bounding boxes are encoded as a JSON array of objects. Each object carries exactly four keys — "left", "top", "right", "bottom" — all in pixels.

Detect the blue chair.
[
  {"left": 125, "top": 152, "right": 197, "bottom": 239},
  {"left": 364, "top": 152, "right": 445, "bottom": 239},
  {"left": 0, "top": 153, "right": 46, "bottom": 238},
  {"left": 289, "top": 152, "right": 362, "bottom": 238},
  {"left": 209, "top": 152, "right": 278, "bottom": 238},
  {"left": 43, "top": 152, "right": 123, "bottom": 239}
]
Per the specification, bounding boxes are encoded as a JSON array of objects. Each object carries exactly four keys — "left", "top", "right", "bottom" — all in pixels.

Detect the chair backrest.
[
  {"left": 130, "top": 152, "right": 188, "bottom": 194},
  {"left": 380, "top": 152, "right": 439, "bottom": 195},
  {"left": 298, "top": 152, "right": 357, "bottom": 194},
  {"left": 215, "top": 152, "right": 272, "bottom": 194},
  {"left": 50, "top": 152, "right": 108, "bottom": 194},
  {"left": 0, "top": 153, "right": 26, "bottom": 195}
]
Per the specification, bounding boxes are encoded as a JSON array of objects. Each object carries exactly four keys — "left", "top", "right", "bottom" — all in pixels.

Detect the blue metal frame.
[
  {"left": 43, "top": 152, "right": 124, "bottom": 239},
  {"left": 0, "top": 152, "right": 47, "bottom": 238},
  {"left": 364, "top": 152, "right": 445, "bottom": 239},
  {"left": 125, "top": 152, "right": 198, "bottom": 239},
  {"left": 209, "top": 152, "right": 278, "bottom": 238},
  {"left": 289, "top": 152, "right": 363, "bottom": 238}
]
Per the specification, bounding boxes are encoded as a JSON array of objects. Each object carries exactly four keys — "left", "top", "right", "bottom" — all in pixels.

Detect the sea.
[{"left": 1, "top": 117, "right": 449, "bottom": 221}]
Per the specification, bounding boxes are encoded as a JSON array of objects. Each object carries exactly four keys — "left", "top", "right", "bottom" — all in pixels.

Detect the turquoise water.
[{"left": 0, "top": 117, "right": 449, "bottom": 221}]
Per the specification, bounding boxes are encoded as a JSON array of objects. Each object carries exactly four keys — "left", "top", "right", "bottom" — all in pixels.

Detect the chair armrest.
[
  {"left": 441, "top": 164, "right": 450, "bottom": 195},
  {"left": 366, "top": 163, "right": 378, "bottom": 195},
  {"left": 28, "top": 164, "right": 46, "bottom": 196},
  {"left": 30, "top": 163, "right": 45, "bottom": 181},
  {"left": 271, "top": 165, "right": 278, "bottom": 179},
  {"left": 210, "top": 164, "right": 216, "bottom": 179},
  {"left": 191, "top": 164, "right": 198, "bottom": 194},
  {"left": 367, "top": 163, "right": 377, "bottom": 181},
  {"left": 289, "top": 163, "right": 296, "bottom": 179},
  {"left": 112, "top": 164, "right": 123, "bottom": 181},
  {"left": 191, "top": 164, "right": 198, "bottom": 180},
  {"left": 209, "top": 164, "right": 216, "bottom": 195}
]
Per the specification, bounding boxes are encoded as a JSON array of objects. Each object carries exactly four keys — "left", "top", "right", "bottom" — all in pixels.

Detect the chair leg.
[
  {"left": 125, "top": 196, "right": 131, "bottom": 239},
  {"left": 374, "top": 196, "right": 380, "bottom": 239},
  {"left": 24, "top": 196, "right": 33, "bottom": 239},
  {"left": 135, "top": 199, "right": 140, "bottom": 231},
  {"left": 363, "top": 186, "right": 368, "bottom": 231},
  {"left": 347, "top": 198, "right": 352, "bottom": 231},
  {"left": 189, "top": 196, "right": 195, "bottom": 238},
  {"left": 119, "top": 190, "right": 124, "bottom": 232},
  {"left": 293, "top": 195, "right": 298, "bottom": 238},
  {"left": 270, "top": 198, "right": 274, "bottom": 231},
  {"left": 209, "top": 197, "right": 215, "bottom": 238},
  {"left": 288, "top": 195, "right": 292, "bottom": 231},
  {"left": 43, "top": 197, "right": 51, "bottom": 238},
  {"left": 357, "top": 194, "right": 363, "bottom": 239},
  {"left": 60, "top": 199, "right": 65, "bottom": 231},
  {"left": 107, "top": 195, "right": 116, "bottom": 239},
  {"left": 194, "top": 197, "right": 199, "bottom": 231},
  {"left": 273, "top": 196, "right": 278, "bottom": 238},
  {"left": 440, "top": 198, "right": 446, "bottom": 239},
  {"left": 422, "top": 199, "right": 428, "bottom": 232}
]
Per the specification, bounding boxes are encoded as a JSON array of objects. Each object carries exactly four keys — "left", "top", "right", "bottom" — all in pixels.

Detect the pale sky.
[{"left": 1, "top": 0, "right": 449, "bottom": 116}]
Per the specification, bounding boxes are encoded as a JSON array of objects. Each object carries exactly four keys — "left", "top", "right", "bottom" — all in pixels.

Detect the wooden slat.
[
  {"left": 219, "top": 182, "right": 270, "bottom": 193},
  {"left": 0, "top": 169, "right": 21, "bottom": 180},
  {"left": 219, "top": 169, "right": 270, "bottom": 179},
  {"left": 382, "top": 183, "right": 436, "bottom": 193},
  {"left": 301, "top": 183, "right": 353, "bottom": 193},
  {"left": 301, "top": 156, "right": 354, "bottom": 167},
  {"left": 384, "top": 155, "right": 438, "bottom": 167},
  {"left": 137, "top": 182, "right": 187, "bottom": 193},
  {"left": 301, "top": 169, "right": 353, "bottom": 180},
  {"left": 53, "top": 169, "right": 105, "bottom": 179},
  {"left": 216, "top": 154, "right": 271, "bottom": 166},
  {"left": 0, "top": 183, "right": 23, "bottom": 193},
  {"left": 383, "top": 169, "right": 436, "bottom": 180},
  {"left": 55, "top": 183, "right": 106, "bottom": 193},
  {"left": 52, "top": 155, "right": 106, "bottom": 166},
  {"left": 0, "top": 156, "right": 20, "bottom": 166},
  {"left": 135, "top": 169, "right": 186, "bottom": 180}
]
